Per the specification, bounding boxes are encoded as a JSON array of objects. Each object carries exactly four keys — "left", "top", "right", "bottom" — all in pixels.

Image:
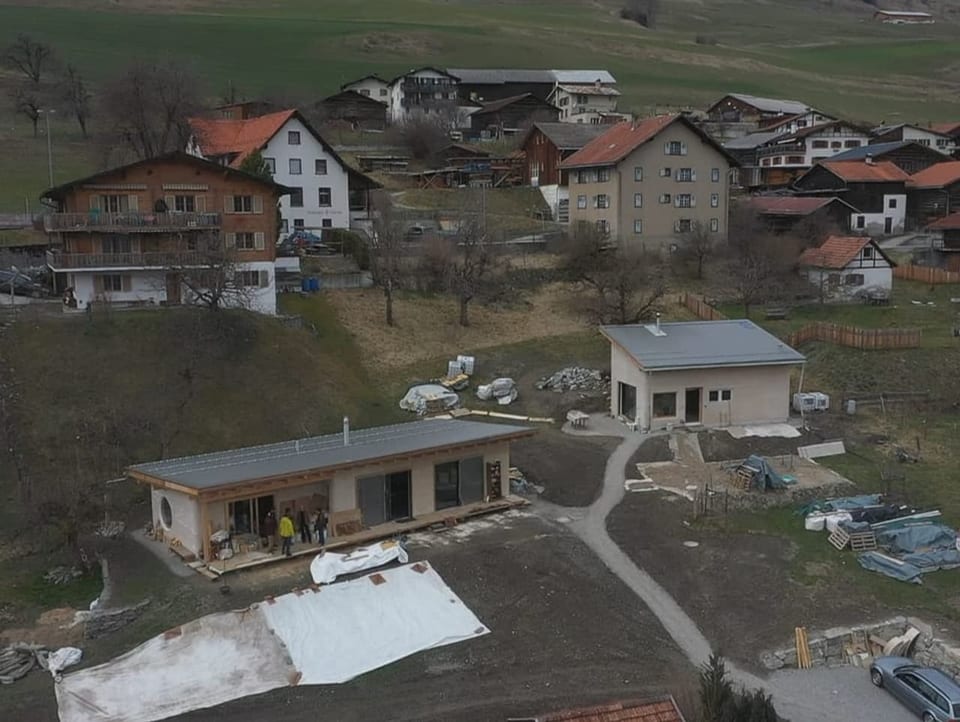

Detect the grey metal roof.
[
  {"left": 532, "top": 122, "right": 610, "bottom": 150},
  {"left": 728, "top": 93, "right": 810, "bottom": 116},
  {"left": 552, "top": 70, "right": 616, "bottom": 84},
  {"left": 602, "top": 320, "right": 805, "bottom": 370},
  {"left": 447, "top": 68, "right": 557, "bottom": 84},
  {"left": 129, "top": 419, "right": 531, "bottom": 490},
  {"left": 828, "top": 140, "right": 913, "bottom": 161},
  {"left": 724, "top": 129, "right": 787, "bottom": 150}
]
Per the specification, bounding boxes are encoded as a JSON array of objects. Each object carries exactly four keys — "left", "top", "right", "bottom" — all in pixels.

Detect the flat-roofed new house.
[
  {"left": 601, "top": 320, "right": 805, "bottom": 431},
  {"left": 128, "top": 419, "right": 533, "bottom": 568}
]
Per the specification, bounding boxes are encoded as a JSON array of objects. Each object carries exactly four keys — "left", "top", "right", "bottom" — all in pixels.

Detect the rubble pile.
[
  {"left": 44, "top": 567, "right": 83, "bottom": 585},
  {"left": 535, "top": 367, "right": 608, "bottom": 393},
  {"left": 509, "top": 467, "right": 544, "bottom": 496}
]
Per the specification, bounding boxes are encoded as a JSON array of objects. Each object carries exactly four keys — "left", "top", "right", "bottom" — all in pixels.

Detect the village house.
[
  {"left": 753, "top": 120, "right": 872, "bottom": 188},
  {"left": 560, "top": 114, "right": 737, "bottom": 246},
  {"left": 793, "top": 159, "right": 910, "bottom": 236},
  {"left": 340, "top": 74, "right": 391, "bottom": 103},
  {"left": 127, "top": 418, "right": 532, "bottom": 568},
  {"left": 448, "top": 68, "right": 560, "bottom": 103},
  {"left": 908, "top": 161, "right": 960, "bottom": 229},
  {"left": 745, "top": 196, "right": 855, "bottom": 235},
  {"left": 927, "top": 212, "right": 960, "bottom": 270},
  {"left": 468, "top": 93, "right": 560, "bottom": 139},
  {"left": 213, "top": 100, "right": 277, "bottom": 121},
  {"left": 317, "top": 89, "right": 387, "bottom": 131},
  {"left": 798, "top": 235, "right": 895, "bottom": 302},
  {"left": 387, "top": 67, "right": 460, "bottom": 124},
  {"left": 547, "top": 80, "right": 625, "bottom": 124},
  {"left": 702, "top": 93, "right": 813, "bottom": 142},
  {"left": 42, "top": 152, "right": 288, "bottom": 315},
  {"left": 601, "top": 319, "right": 805, "bottom": 431},
  {"left": 520, "top": 122, "right": 609, "bottom": 187},
  {"left": 871, "top": 124, "right": 957, "bottom": 156},
  {"left": 828, "top": 140, "right": 948, "bottom": 175},
  {"left": 873, "top": 9, "right": 935, "bottom": 24},
  {"left": 187, "top": 109, "right": 379, "bottom": 236},
  {"left": 931, "top": 122, "right": 960, "bottom": 142}
]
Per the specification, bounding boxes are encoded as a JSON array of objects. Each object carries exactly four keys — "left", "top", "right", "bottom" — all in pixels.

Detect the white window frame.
[
  {"left": 710, "top": 193, "right": 719, "bottom": 208},
  {"left": 289, "top": 158, "right": 302, "bottom": 175},
  {"left": 577, "top": 195, "right": 587, "bottom": 210},
  {"left": 710, "top": 218, "right": 719, "bottom": 232},
  {"left": 288, "top": 130, "right": 301, "bottom": 145},
  {"left": 633, "top": 193, "right": 643, "bottom": 208},
  {"left": 315, "top": 159, "right": 328, "bottom": 175},
  {"left": 711, "top": 168, "right": 721, "bottom": 182},
  {"left": 634, "top": 166, "right": 643, "bottom": 182},
  {"left": 633, "top": 219, "right": 643, "bottom": 234},
  {"left": 318, "top": 187, "right": 332, "bottom": 207}
]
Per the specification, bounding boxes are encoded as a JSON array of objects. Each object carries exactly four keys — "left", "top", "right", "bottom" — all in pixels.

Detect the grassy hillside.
[{"left": 2, "top": 0, "right": 960, "bottom": 209}]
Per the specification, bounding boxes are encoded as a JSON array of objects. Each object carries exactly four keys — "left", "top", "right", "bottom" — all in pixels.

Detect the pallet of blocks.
[{"left": 828, "top": 524, "right": 877, "bottom": 552}]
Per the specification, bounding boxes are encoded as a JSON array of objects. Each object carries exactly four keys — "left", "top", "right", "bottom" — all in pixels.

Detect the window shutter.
[
  {"left": 674, "top": 169, "right": 680, "bottom": 181},
  {"left": 664, "top": 142, "right": 670, "bottom": 154},
  {"left": 196, "top": 195, "right": 206, "bottom": 212},
  {"left": 691, "top": 195, "right": 697, "bottom": 208},
  {"left": 127, "top": 195, "right": 139, "bottom": 211},
  {"left": 680, "top": 142, "right": 688, "bottom": 156},
  {"left": 89, "top": 195, "right": 100, "bottom": 211},
  {"left": 691, "top": 170, "right": 697, "bottom": 182},
  {"left": 674, "top": 197, "right": 681, "bottom": 208},
  {"left": 254, "top": 232, "right": 265, "bottom": 250},
  {"left": 225, "top": 232, "right": 237, "bottom": 248},
  {"left": 253, "top": 195, "right": 264, "bottom": 214},
  {"left": 259, "top": 270, "right": 269, "bottom": 288},
  {"left": 164, "top": 195, "right": 175, "bottom": 211},
  {"left": 224, "top": 195, "right": 233, "bottom": 214},
  {"left": 121, "top": 275, "right": 132, "bottom": 292},
  {"left": 674, "top": 220, "right": 681, "bottom": 233}
]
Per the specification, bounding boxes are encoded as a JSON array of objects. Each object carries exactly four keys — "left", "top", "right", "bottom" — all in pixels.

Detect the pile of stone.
[
  {"left": 535, "top": 367, "right": 608, "bottom": 393},
  {"left": 44, "top": 566, "right": 82, "bottom": 585},
  {"left": 509, "top": 467, "right": 543, "bottom": 496},
  {"left": 0, "top": 644, "right": 45, "bottom": 684}
]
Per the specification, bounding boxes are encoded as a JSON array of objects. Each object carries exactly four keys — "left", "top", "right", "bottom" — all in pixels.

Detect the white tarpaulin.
[
  {"left": 56, "top": 562, "right": 487, "bottom": 722},
  {"left": 726, "top": 423, "right": 801, "bottom": 439},
  {"left": 309, "top": 540, "right": 409, "bottom": 584}
]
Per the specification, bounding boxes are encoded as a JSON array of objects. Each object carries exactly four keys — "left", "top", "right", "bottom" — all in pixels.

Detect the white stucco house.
[
  {"left": 340, "top": 74, "right": 391, "bottom": 105},
  {"left": 798, "top": 235, "right": 895, "bottom": 301},
  {"left": 601, "top": 320, "right": 805, "bottom": 431},
  {"left": 387, "top": 67, "right": 460, "bottom": 124},
  {"left": 187, "top": 109, "right": 378, "bottom": 236}
]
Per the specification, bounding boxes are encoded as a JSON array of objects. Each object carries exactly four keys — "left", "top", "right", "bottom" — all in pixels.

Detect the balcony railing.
[
  {"left": 46, "top": 249, "right": 208, "bottom": 270},
  {"left": 44, "top": 211, "right": 221, "bottom": 233},
  {"left": 757, "top": 142, "right": 806, "bottom": 157}
]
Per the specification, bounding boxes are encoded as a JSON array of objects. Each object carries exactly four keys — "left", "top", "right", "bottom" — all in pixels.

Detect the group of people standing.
[{"left": 260, "top": 507, "right": 328, "bottom": 557}]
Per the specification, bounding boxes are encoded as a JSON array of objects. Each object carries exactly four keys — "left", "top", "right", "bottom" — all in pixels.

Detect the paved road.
[{"left": 533, "top": 427, "right": 914, "bottom": 722}]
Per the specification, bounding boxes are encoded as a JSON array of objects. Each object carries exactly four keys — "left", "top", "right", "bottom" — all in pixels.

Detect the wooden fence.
[
  {"left": 894, "top": 264, "right": 960, "bottom": 284},
  {"left": 681, "top": 293, "right": 727, "bottom": 321},
  {"left": 787, "top": 322, "right": 921, "bottom": 350}
]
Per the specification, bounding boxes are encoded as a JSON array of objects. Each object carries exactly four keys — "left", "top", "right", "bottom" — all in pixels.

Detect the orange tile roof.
[
  {"left": 539, "top": 698, "right": 685, "bottom": 722},
  {"left": 930, "top": 122, "right": 960, "bottom": 136},
  {"left": 559, "top": 115, "right": 680, "bottom": 168},
  {"left": 747, "top": 196, "right": 839, "bottom": 215},
  {"left": 908, "top": 161, "right": 960, "bottom": 189},
  {"left": 799, "top": 235, "right": 873, "bottom": 269},
  {"left": 820, "top": 160, "right": 910, "bottom": 183},
  {"left": 188, "top": 109, "right": 297, "bottom": 167},
  {"left": 928, "top": 212, "right": 960, "bottom": 230}
]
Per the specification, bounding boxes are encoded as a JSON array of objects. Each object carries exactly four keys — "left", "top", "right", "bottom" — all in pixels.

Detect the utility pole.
[{"left": 40, "top": 109, "right": 56, "bottom": 187}]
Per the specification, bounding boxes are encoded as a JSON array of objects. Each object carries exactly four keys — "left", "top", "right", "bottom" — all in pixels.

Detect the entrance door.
[
  {"left": 386, "top": 471, "right": 412, "bottom": 521},
  {"left": 618, "top": 382, "right": 637, "bottom": 420},
  {"left": 255, "top": 495, "right": 275, "bottom": 535},
  {"left": 459, "top": 457, "right": 484, "bottom": 504},
  {"left": 685, "top": 387, "right": 702, "bottom": 424},
  {"left": 884, "top": 217, "right": 893, "bottom": 234},
  {"left": 358, "top": 474, "right": 387, "bottom": 527},
  {"left": 165, "top": 273, "right": 181, "bottom": 304}
]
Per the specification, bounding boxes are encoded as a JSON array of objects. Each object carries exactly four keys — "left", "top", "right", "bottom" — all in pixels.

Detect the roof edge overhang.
[{"left": 644, "top": 359, "right": 805, "bottom": 372}]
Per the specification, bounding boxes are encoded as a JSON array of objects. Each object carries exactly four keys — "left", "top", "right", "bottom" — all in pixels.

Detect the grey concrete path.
[{"left": 532, "top": 421, "right": 909, "bottom": 722}]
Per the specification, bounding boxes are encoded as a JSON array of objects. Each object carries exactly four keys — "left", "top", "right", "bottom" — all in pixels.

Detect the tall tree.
[
  {"left": 238, "top": 150, "right": 274, "bottom": 181},
  {"left": 369, "top": 191, "right": 408, "bottom": 327},
  {"left": 11, "top": 86, "right": 42, "bottom": 137},
  {"left": 680, "top": 220, "right": 715, "bottom": 280},
  {"left": 173, "top": 233, "right": 257, "bottom": 311},
  {"left": 4, "top": 33, "right": 55, "bottom": 84},
  {"left": 102, "top": 60, "right": 202, "bottom": 159},
  {"left": 61, "top": 63, "right": 92, "bottom": 138},
  {"left": 448, "top": 214, "right": 494, "bottom": 327}
]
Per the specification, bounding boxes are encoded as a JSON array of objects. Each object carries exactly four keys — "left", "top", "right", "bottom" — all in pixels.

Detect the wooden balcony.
[
  {"left": 43, "top": 211, "right": 221, "bottom": 233},
  {"left": 46, "top": 249, "right": 208, "bottom": 270}
]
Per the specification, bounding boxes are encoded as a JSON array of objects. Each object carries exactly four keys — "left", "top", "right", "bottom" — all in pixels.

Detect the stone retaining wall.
[{"left": 761, "top": 616, "right": 960, "bottom": 676}]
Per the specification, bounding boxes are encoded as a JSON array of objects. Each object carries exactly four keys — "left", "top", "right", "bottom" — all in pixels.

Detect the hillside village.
[{"left": 4, "top": 9, "right": 960, "bottom": 722}]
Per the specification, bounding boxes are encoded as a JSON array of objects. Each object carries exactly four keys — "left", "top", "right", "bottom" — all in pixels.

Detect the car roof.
[{"left": 917, "top": 668, "right": 960, "bottom": 701}]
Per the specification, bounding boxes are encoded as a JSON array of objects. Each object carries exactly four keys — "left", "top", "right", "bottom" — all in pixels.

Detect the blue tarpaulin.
[
  {"left": 877, "top": 524, "right": 957, "bottom": 555},
  {"left": 741, "top": 455, "right": 791, "bottom": 490},
  {"left": 901, "top": 550, "right": 960, "bottom": 573},
  {"left": 798, "top": 494, "right": 882, "bottom": 516},
  {"left": 858, "top": 552, "right": 923, "bottom": 584}
]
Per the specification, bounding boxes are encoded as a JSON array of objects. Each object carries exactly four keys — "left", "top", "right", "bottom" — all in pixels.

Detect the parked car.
[
  {"left": 0, "top": 269, "right": 47, "bottom": 298},
  {"left": 277, "top": 230, "right": 333, "bottom": 257},
  {"left": 870, "top": 656, "right": 960, "bottom": 721}
]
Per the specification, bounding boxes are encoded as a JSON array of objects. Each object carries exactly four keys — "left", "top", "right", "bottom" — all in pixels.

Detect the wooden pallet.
[
  {"left": 828, "top": 527, "right": 878, "bottom": 552},
  {"left": 733, "top": 465, "right": 757, "bottom": 490},
  {"left": 795, "top": 627, "right": 812, "bottom": 669}
]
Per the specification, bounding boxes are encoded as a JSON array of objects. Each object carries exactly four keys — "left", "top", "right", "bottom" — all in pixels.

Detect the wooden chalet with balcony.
[{"left": 41, "top": 152, "right": 290, "bottom": 314}]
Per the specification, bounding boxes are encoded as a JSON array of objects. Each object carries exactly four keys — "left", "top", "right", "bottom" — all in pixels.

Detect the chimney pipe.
[
  {"left": 343, "top": 416, "right": 350, "bottom": 446},
  {"left": 865, "top": 153, "right": 874, "bottom": 165},
  {"left": 656, "top": 312, "right": 661, "bottom": 333}
]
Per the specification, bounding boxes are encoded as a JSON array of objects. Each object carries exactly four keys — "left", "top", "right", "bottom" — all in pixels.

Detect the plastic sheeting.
[
  {"left": 740, "top": 455, "right": 790, "bottom": 490},
  {"left": 799, "top": 494, "right": 882, "bottom": 517},
  {"left": 57, "top": 562, "right": 488, "bottom": 722},
  {"left": 399, "top": 384, "right": 459, "bottom": 415},
  {"left": 857, "top": 552, "right": 923, "bottom": 584},
  {"left": 876, "top": 523, "right": 957, "bottom": 555},
  {"left": 45, "top": 647, "right": 82, "bottom": 680},
  {"left": 901, "top": 550, "right": 960, "bottom": 573},
  {"left": 309, "top": 540, "right": 409, "bottom": 584}
]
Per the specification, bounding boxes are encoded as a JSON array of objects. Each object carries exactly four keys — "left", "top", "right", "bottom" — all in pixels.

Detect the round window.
[{"left": 160, "top": 496, "right": 173, "bottom": 530}]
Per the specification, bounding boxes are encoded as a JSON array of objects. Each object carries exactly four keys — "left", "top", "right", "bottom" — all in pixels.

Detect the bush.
[
  {"left": 695, "top": 34, "right": 718, "bottom": 45},
  {"left": 620, "top": 7, "right": 649, "bottom": 26},
  {"left": 328, "top": 229, "right": 370, "bottom": 270}
]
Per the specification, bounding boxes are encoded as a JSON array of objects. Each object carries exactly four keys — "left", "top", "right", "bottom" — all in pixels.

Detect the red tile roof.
[
  {"left": 799, "top": 235, "right": 873, "bottom": 269},
  {"left": 930, "top": 122, "right": 960, "bottom": 137},
  {"left": 559, "top": 115, "right": 680, "bottom": 168},
  {"left": 820, "top": 160, "right": 910, "bottom": 183},
  {"left": 188, "top": 109, "right": 297, "bottom": 167},
  {"left": 539, "top": 698, "right": 685, "bottom": 722},
  {"left": 908, "top": 161, "right": 960, "bottom": 189},
  {"left": 747, "top": 196, "right": 841, "bottom": 215},
  {"left": 928, "top": 212, "right": 960, "bottom": 230}
]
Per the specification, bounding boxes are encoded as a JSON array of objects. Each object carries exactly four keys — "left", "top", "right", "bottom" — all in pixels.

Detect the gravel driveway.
[{"left": 768, "top": 667, "right": 915, "bottom": 722}]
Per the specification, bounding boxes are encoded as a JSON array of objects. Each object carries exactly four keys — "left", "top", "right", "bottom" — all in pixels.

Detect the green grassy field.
[{"left": 2, "top": 0, "right": 960, "bottom": 210}]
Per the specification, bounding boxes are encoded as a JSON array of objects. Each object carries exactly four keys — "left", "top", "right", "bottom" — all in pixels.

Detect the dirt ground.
[
  {"left": 3, "top": 515, "right": 696, "bottom": 722},
  {"left": 697, "top": 428, "right": 825, "bottom": 463},
  {"left": 607, "top": 492, "right": 894, "bottom": 671},
  {"left": 625, "top": 435, "right": 674, "bottom": 473},
  {"left": 511, "top": 429, "right": 621, "bottom": 507},
  {"left": 327, "top": 283, "right": 589, "bottom": 371}
]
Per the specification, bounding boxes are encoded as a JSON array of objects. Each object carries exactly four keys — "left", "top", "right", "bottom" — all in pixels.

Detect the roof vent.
[
  {"left": 644, "top": 313, "right": 667, "bottom": 337},
  {"left": 865, "top": 153, "right": 874, "bottom": 165},
  {"left": 343, "top": 416, "right": 350, "bottom": 446}
]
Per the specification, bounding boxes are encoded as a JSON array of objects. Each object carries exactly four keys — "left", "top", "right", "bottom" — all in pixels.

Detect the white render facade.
[
  {"left": 801, "top": 246, "right": 893, "bottom": 302},
  {"left": 341, "top": 77, "right": 391, "bottom": 105},
  {"left": 388, "top": 68, "right": 459, "bottom": 124},
  {"left": 260, "top": 116, "right": 350, "bottom": 234},
  {"left": 852, "top": 193, "right": 907, "bottom": 236},
  {"left": 759, "top": 123, "right": 871, "bottom": 170}
]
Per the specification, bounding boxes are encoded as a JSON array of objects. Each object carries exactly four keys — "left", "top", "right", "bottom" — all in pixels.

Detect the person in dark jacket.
[
  {"left": 314, "top": 509, "right": 328, "bottom": 549},
  {"left": 260, "top": 511, "right": 277, "bottom": 552},
  {"left": 298, "top": 509, "right": 310, "bottom": 544}
]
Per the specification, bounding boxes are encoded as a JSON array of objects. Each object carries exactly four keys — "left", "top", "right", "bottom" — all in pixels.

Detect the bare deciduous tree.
[
  {"left": 369, "top": 191, "right": 408, "bottom": 326},
  {"left": 4, "top": 33, "right": 55, "bottom": 84},
  {"left": 102, "top": 61, "right": 202, "bottom": 159},
  {"left": 392, "top": 114, "right": 454, "bottom": 160},
  {"left": 564, "top": 225, "right": 665, "bottom": 324},
  {"left": 680, "top": 220, "right": 715, "bottom": 280},
  {"left": 11, "top": 85, "right": 42, "bottom": 137},
  {"left": 447, "top": 210, "right": 497, "bottom": 327},
  {"left": 171, "top": 234, "right": 258, "bottom": 311},
  {"left": 61, "top": 64, "right": 92, "bottom": 138}
]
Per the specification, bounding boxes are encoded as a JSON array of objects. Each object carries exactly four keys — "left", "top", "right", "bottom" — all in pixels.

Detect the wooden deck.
[{"left": 203, "top": 496, "right": 527, "bottom": 576}]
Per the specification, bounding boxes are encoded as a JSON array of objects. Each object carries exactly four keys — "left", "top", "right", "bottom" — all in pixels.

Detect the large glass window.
[
  {"left": 435, "top": 461, "right": 460, "bottom": 510},
  {"left": 652, "top": 392, "right": 677, "bottom": 418}
]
